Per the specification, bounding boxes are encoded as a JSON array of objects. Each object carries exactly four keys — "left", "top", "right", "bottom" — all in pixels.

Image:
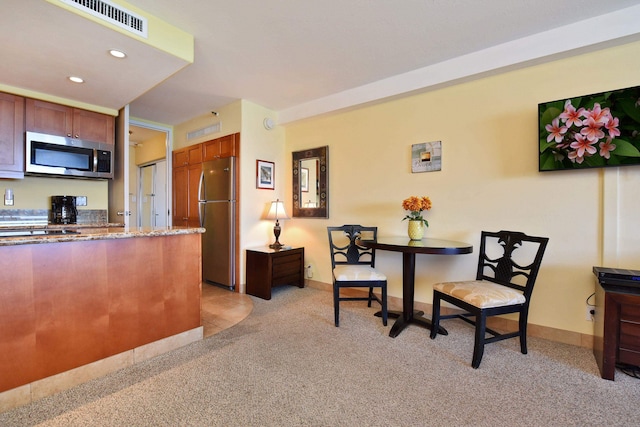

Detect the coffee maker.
[{"left": 51, "top": 195, "right": 77, "bottom": 224}]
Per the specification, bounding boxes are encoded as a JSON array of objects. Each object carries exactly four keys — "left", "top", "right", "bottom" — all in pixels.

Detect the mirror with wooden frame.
[{"left": 292, "top": 146, "right": 328, "bottom": 218}]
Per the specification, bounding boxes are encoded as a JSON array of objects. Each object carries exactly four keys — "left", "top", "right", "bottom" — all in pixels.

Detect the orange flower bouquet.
[{"left": 402, "top": 196, "right": 432, "bottom": 227}]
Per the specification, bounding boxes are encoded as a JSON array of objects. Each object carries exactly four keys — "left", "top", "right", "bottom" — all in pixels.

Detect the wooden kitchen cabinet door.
[
  {"left": 187, "top": 162, "right": 202, "bottom": 227},
  {"left": 172, "top": 165, "right": 189, "bottom": 226},
  {"left": 203, "top": 133, "right": 237, "bottom": 161},
  {"left": 173, "top": 144, "right": 203, "bottom": 167},
  {"left": 25, "top": 98, "right": 73, "bottom": 137},
  {"left": 0, "top": 92, "right": 25, "bottom": 178},
  {"left": 172, "top": 146, "right": 204, "bottom": 227},
  {"left": 72, "top": 108, "right": 115, "bottom": 145},
  {"left": 25, "top": 98, "right": 114, "bottom": 145}
]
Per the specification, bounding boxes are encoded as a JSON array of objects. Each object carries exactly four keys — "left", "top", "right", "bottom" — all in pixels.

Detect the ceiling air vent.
[
  {"left": 58, "top": 0, "right": 148, "bottom": 38},
  {"left": 187, "top": 123, "right": 222, "bottom": 140}
]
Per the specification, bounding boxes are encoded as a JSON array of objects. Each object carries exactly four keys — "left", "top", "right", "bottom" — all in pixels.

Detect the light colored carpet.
[{"left": 2, "top": 285, "right": 639, "bottom": 426}]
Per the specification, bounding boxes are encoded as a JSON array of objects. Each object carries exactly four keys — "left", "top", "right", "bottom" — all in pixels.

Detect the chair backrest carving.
[
  {"left": 327, "top": 225, "right": 378, "bottom": 269},
  {"left": 476, "top": 230, "right": 549, "bottom": 299}
]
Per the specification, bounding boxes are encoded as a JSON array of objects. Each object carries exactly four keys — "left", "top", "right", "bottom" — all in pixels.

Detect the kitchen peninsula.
[{"left": 0, "top": 225, "right": 205, "bottom": 409}]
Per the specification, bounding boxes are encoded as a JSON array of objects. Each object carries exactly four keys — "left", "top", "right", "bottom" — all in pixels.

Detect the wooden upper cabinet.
[
  {"left": 172, "top": 144, "right": 203, "bottom": 167},
  {"left": 25, "top": 98, "right": 114, "bottom": 145},
  {"left": 24, "top": 99, "right": 72, "bottom": 137},
  {"left": 0, "top": 92, "right": 25, "bottom": 179},
  {"left": 187, "top": 144, "right": 203, "bottom": 164},
  {"left": 72, "top": 108, "right": 115, "bottom": 145},
  {"left": 203, "top": 133, "right": 237, "bottom": 161}
]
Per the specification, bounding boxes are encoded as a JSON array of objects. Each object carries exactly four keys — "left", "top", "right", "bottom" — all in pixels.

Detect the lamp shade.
[{"left": 266, "top": 199, "right": 290, "bottom": 220}]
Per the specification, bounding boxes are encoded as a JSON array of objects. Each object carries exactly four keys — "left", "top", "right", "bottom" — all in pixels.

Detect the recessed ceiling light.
[
  {"left": 68, "top": 76, "right": 84, "bottom": 84},
  {"left": 109, "top": 49, "right": 127, "bottom": 58}
]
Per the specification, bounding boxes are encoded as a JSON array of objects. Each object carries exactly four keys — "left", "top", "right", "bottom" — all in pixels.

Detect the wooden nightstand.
[{"left": 246, "top": 246, "right": 305, "bottom": 300}]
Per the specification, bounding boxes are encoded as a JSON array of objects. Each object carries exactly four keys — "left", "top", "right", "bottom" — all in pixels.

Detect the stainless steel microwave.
[{"left": 25, "top": 131, "right": 113, "bottom": 179}]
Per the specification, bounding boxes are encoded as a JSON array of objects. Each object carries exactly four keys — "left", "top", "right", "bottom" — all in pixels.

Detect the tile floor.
[{"left": 201, "top": 283, "right": 254, "bottom": 337}]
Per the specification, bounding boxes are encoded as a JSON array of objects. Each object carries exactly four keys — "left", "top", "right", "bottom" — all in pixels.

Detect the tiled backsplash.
[{"left": 0, "top": 209, "right": 108, "bottom": 226}]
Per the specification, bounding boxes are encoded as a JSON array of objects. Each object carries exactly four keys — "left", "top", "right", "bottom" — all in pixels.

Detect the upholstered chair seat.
[
  {"left": 433, "top": 281, "right": 526, "bottom": 309},
  {"left": 333, "top": 265, "right": 387, "bottom": 282}
]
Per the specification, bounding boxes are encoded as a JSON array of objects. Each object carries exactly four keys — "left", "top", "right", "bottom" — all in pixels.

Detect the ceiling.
[{"left": 3, "top": 1, "right": 640, "bottom": 127}]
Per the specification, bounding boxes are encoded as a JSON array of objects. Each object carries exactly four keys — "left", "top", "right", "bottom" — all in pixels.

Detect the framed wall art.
[
  {"left": 256, "top": 160, "right": 275, "bottom": 189},
  {"left": 411, "top": 141, "right": 442, "bottom": 173},
  {"left": 538, "top": 84, "right": 640, "bottom": 171}
]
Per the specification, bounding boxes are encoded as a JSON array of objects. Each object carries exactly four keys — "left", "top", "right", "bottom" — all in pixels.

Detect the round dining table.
[{"left": 359, "top": 236, "right": 473, "bottom": 338}]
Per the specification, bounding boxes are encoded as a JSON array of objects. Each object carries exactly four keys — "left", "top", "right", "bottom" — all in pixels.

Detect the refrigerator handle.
[
  {"left": 198, "top": 170, "right": 205, "bottom": 228},
  {"left": 198, "top": 170, "right": 205, "bottom": 202},
  {"left": 198, "top": 202, "right": 205, "bottom": 228}
]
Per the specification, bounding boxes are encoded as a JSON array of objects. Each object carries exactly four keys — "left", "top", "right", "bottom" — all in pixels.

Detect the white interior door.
[
  {"left": 140, "top": 164, "right": 154, "bottom": 227},
  {"left": 138, "top": 160, "right": 167, "bottom": 228},
  {"left": 155, "top": 160, "right": 167, "bottom": 227}
]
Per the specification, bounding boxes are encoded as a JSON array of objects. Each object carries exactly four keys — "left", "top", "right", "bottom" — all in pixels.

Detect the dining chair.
[
  {"left": 430, "top": 230, "right": 549, "bottom": 368},
  {"left": 327, "top": 225, "right": 388, "bottom": 327}
]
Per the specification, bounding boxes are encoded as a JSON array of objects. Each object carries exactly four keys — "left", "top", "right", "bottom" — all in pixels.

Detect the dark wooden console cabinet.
[
  {"left": 593, "top": 269, "right": 640, "bottom": 380},
  {"left": 246, "top": 246, "right": 304, "bottom": 300}
]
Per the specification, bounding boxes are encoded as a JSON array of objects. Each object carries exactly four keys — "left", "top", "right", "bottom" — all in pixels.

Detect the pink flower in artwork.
[
  {"left": 570, "top": 133, "right": 597, "bottom": 158},
  {"left": 605, "top": 116, "right": 620, "bottom": 138},
  {"left": 599, "top": 138, "right": 617, "bottom": 159},
  {"left": 580, "top": 117, "right": 606, "bottom": 142},
  {"left": 583, "top": 102, "right": 611, "bottom": 125},
  {"left": 559, "top": 100, "right": 584, "bottom": 127},
  {"left": 567, "top": 150, "right": 585, "bottom": 164},
  {"left": 545, "top": 118, "right": 568, "bottom": 143}
]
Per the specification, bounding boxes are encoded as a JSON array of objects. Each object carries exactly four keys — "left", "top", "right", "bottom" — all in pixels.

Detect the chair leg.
[
  {"left": 367, "top": 287, "right": 374, "bottom": 307},
  {"left": 472, "top": 312, "right": 487, "bottom": 369},
  {"left": 333, "top": 284, "right": 340, "bottom": 327},
  {"left": 381, "top": 286, "right": 388, "bottom": 326},
  {"left": 430, "top": 293, "right": 441, "bottom": 339},
  {"left": 519, "top": 308, "right": 528, "bottom": 354}
]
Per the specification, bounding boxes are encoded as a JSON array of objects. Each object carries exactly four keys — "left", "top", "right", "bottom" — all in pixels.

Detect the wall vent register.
[{"left": 58, "top": 0, "right": 148, "bottom": 37}]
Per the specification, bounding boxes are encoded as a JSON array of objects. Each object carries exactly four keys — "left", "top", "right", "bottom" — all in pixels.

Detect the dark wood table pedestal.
[
  {"left": 375, "top": 252, "right": 449, "bottom": 337},
  {"left": 361, "top": 237, "right": 473, "bottom": 338}
]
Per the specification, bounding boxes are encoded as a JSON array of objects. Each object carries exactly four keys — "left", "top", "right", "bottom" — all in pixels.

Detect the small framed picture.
[
  {"left": 256, "top": 160, "right": 275, "bottom": 189},
  {"left": 300, "top": 167, "right": 309, "bottom": 192},
  {"left": 411, "top": 141, "right": 442, "bottom": 173}
]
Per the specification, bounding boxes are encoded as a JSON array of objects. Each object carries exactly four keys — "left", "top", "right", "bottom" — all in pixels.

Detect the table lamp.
[{"left": 266, "top": 199, "right": 290, "bottom": 249}]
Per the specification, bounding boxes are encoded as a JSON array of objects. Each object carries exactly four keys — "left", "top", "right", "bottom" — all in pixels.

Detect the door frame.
[{"left": 129, "top": 119, "right": 173, "bottom": 225}]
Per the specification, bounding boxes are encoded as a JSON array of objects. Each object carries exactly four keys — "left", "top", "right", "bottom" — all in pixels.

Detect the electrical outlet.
[
  {"left": 585, "top": 305, "right": 595, "bottom": 321},
  {"left": 306, "top": 265, "right": 313, "bottom": 279}
]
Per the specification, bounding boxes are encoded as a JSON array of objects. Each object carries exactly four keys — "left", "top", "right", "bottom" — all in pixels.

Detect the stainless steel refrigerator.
[{"left": 199, "top": 157, "right": 235, "bottom": 289}]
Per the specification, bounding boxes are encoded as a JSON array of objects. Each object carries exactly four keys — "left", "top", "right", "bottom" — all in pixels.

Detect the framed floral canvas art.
[{"left": 539, "top": 85, "right": 640, "bottom": 171}]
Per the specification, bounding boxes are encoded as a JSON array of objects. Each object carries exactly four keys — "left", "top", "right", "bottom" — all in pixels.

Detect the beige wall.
[
  {"left": 173, "top": 101, "right": 242, "bottom": 150},
  {"left": 134, "top": 133, "right": 166, "bottom": 166},
  {"left": 282, "top": 40, "right": 640, "bottom": 336},
  {"left": 1, "top": 176, "right": 108, "bottom": 211}
]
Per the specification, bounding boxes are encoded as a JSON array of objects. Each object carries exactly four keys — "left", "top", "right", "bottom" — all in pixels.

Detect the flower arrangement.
[{"left": 402, "top": 196, "right": 432, "bottom": 227}]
